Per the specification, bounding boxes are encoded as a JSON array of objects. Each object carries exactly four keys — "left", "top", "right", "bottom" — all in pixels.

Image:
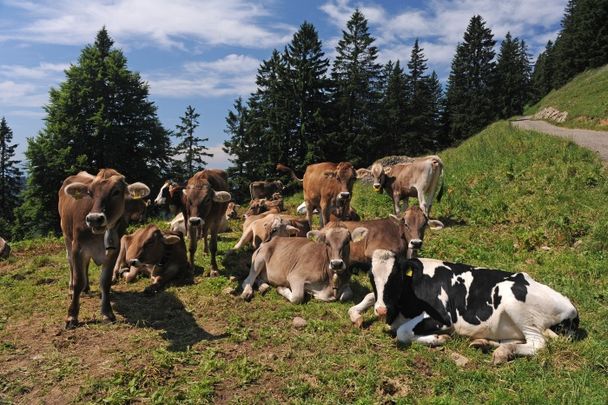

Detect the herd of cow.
[{"left": 56, "top": 155, "right": 579, "bottom": 365}]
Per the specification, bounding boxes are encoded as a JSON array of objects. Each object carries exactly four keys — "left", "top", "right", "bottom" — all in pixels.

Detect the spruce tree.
[
  {"left": 0, "top": 117, "right": 22, "bottom": 237},
  {"left": 530, "top": 41, "right": 556, "bottom": 102},
  {"left": 496, "top": 33, "right": 531, "bottom": 118},
  {"left": 445, "top": 15, "right": 497, "bottom": 142},
  {"left": 172, "top": 105, "right": 212, "bottom": 180},
  {"left": 426, "top": 71, "right": 446, "bottom": 150},
  {"left": 15, "top": 27, "right": 171, "bottom": 237},
  {"left": 378, "top": 61, "right": 409, "bottom": 156},
  {"left": 329, "top": 9, "right": 383, "bottom": 166}
]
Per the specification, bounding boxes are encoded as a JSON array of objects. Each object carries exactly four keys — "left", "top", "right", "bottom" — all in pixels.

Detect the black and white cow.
[{"left": 362, "top": 257, "right": 579, "bottom": 364}]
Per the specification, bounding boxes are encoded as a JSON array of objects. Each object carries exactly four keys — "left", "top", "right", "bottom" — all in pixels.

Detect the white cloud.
[
  {"left": 0, "top": 62, "right": 69, "bottom": 80},
  {"left": 184, "top": 54, "right": 261, "bottom": 74},
  {"left": 0, "top": 81, "right": 49, "bottom": 108},
  {"left": 3, "top": 0, "right": 295, "bottom": 49},
  {"left": 205, "top": 144, "right": 232, "bottom": 169}
]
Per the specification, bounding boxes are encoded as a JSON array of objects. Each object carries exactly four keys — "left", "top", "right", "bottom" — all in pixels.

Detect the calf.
[
  {"left": 344, "top": 206, "right": 429, "bottom": 327},
  {"left": 182, "top": 169, "right": 232, "bottom": 274},
  {"left": 244, "top": 194, "right": 284, "bottom": 217},
  {"left": 232, "top": 213, "right": 308, "bottom": 249},
  {"left": 58, "top": 169, "right": 150, "bottom": 328},
  {"left": 377, "top": 257, "right": 579, "bottom": 364},
  {"left": 249, "top": 180, "right": 284, "bottom": 200},
  {"left": 357, "top": 155, "right": 444, "bottom": 216},
  {"left": 296, "top": 201, "right": 359, "bottom": 221},
  {"left": 277, "top": 162, "right": 356, "bottom": 228},
  {"left": 113, "top": 224, "right": 189, "bottom": 294},
  {"left": 240, "top": 222, "right": 368, "bottom": 303}
]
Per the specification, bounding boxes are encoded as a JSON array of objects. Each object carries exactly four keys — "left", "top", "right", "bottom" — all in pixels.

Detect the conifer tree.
[
  {"left": 172, "top": 105, "right": 212, "bottom": 180},
  {"left": 530, "top": 41, "right": 556, "bottom": 103},
  {"left": 0, "top": 117, "right": 22, "bottom": 237},
  {"left": 445, "top": 15, "right": 497, "bottom": 142},
  {"left": 496, "top": 33, "right": 531, "bottom": 118},
  {"left": 426, "top": 71, "right": 446, "bottom": 150},
  {"left": 15, "top": 27, "right": 171, "bottom": 237},
  {"left": 378, "top": 61, "right": 409, "bottom": 156}
]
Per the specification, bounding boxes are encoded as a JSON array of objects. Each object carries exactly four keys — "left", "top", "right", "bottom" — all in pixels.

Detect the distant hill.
[{"left": 526, "top": 65, "right": 608, "bottom": 130}]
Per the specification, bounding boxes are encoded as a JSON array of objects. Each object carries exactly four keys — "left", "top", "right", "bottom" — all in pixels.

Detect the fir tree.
[
  {"left": 445, "top": 15, "right": 497, "bottom": 142},
  {"left": 172, "top": 105, "right": 212, "bottom": 180},
  {"left": 496, "top": 33, "right": 531, "bottom": 118},
  {"left": 0, "top": 117, "right": 22, "bottom": 237},
  {"left": 14, "top": 27, "right": 171, "bottom": 237},
  {"left": 426, "top": 71, "right": 446, "bottom": 150},
  {"left": 530, "top": 41, "right": 556, "bottom": 102},
  {"left": 378, "top": 61, "right": 408, "bottom": 156}
]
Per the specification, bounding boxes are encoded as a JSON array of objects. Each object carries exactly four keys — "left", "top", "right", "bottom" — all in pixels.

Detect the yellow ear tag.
[
  {"left": 405, "top": 268, "right": 413, "bottom": 277},
  {"left": 131, "top": 194, "right": 142, "bottom": 200}
]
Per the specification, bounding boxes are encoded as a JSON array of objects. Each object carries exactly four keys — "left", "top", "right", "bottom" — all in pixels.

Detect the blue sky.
[{"left": 0, "top": 0, "right": 567, "bottom": 169}]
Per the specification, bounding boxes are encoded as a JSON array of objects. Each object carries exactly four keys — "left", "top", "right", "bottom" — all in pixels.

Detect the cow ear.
[
  {"left": 307, "top": 230, "right": 325, "bottom": 243},
  {"left": 323, "top": 170, "right": 337, "bottom": 178},
  {"left": 356, "top": 168, "right": 370, "bottom": 178},
  {"left": 351, "top": 227, "right": 368, "bottom": 243},
  {"left": 383, "top": 166, "right": 392, "bottom": 175},
  {"left": 286, "top": 225, "right": 299, "bottom": 236},
  {"left": 64, "top": 182, "right": 90, "bottom": 200},
  {"left": 407, "top": 260, "right": 453, "bottom": 327},
  {"left": 163, "top": 234, "right": 181, "bottom": 245},
  {"left": 127, "top": 182, "right": 150, "bottom": 200},
  {"left": 212, "top": 191, "right": 232, "bottom": 203}
]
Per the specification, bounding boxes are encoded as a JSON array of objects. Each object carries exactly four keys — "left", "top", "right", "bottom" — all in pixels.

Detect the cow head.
[
  {"left": 154, "top": 180, "right": 172, "bottom": 206},
  {"left": 225, "top": 202, "right": 240, "bottom": 220},
  {"left": 390, "top": 206, "right": 429, "bottom": 258},
  {"left": 126, "top": 224, "right": 182, "bottom": 268},
  {"left": 323, "top": 162, "right": 356, "bottom": 201},
  {"left": 263, "top": 216, "right": 299, "bottom": 243},
  {"left": 244, "top": 197, "right": 283, "bottom": 217},
  {"left": 64, "top": 169, "right": 150, "bottom": 235},
  {"left": 184, "top": 180, "right": 231, "bottom": 230},
  {"left": 307, "top": 223, "right": 368, "bottom": 272}
]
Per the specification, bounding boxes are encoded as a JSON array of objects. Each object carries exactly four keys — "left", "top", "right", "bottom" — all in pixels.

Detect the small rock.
[
  {"left": 292, "top": 316, "right": 307, "bottom": 329},
  {"left": 540, "top": 246, "right": 551, "bottom": 251},
  {"left": 449, "top": 351, "right": 470, "bottom": 367}
]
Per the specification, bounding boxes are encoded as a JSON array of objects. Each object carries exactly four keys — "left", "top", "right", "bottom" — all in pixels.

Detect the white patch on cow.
[
  {"left": 438, "top": 287, "right": 449, "bottom": 307},
  {"left": 451, "top": 271, "right": 474, "bottom": 306},
  {"left": 371, "top": 249, "right": 395, "bottom": 314},
  {"left": 418, "top": 258, "right": 444, "bottom": 278},
  {"left": 154, "top": 182, "right": 169, "bottom": 205}
]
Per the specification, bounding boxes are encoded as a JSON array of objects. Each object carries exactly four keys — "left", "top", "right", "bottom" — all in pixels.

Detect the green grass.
[
  {"left": 1, "top": 122, "right": 607, "bottom": 403},
  {"left": 525, "top": 64, "right": 608, "bottom": 130}
]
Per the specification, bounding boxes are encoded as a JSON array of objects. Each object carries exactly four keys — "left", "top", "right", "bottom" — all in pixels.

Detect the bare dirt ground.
[{"left": 511, "top": 117, "right": 608, "bottom": 161}]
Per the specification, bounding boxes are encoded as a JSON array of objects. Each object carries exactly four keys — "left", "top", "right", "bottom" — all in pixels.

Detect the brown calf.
[
  {"left": 233, "top": 213, "right": 309, "bottom": 249},
  {"left": 58, "top": 169, "right": 150, "bottom": 328},
  {"left": 244, "top": 194, "right": 284, "bottom": 217},
  {"left": 113, "top": 224, "right": 189, "bottom": 294},
  {"left": 249, "top": 180, "right": 284, "bottom": 200}
]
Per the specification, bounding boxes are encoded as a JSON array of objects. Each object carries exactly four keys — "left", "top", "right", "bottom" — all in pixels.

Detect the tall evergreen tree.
[
  {"left": 496, "top": 33, "right": 531, "bottom": 118},
  {"left": 172, "top": 105, "right": 212, "bottom": 180},
  {"left": 378, "top": 60, "right": 409, "bottom": 156},
  {"left": 445, "top": 15, "right": 497, "bottom": 142},
  {"left": 14, "top": 27, "right": 171, "bottom": 237},
  {"left": 426, "top": 71, "right": 446, "bottom": 150},
  {"left": 0, "top": 117, "right": 22, "bottom": 237},
  {"left": 329, "top": 9, "right": 383, "bottom": 166},
  {"left": 530, "top": 40, "right": 556, "bottom": 102}
]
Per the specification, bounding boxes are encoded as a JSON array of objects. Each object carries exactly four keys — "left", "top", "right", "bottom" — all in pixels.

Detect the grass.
[
  {"left": 525, "top": 64, "right": 608, "bottom": 130},
  {"left": 1, "top": 122, "right": 608, "bottom": 403}
]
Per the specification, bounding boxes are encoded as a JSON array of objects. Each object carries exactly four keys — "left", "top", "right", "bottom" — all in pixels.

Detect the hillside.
[
  {"left": 1, "top": 122, "right": 607, "bottom": 403},
  {"left": 526, "top": 64, "right": 608, "bottom": 130}
]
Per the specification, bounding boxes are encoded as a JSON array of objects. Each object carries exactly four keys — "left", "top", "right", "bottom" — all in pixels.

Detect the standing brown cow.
[
  {"left": 58, "top": 169, "right": 150, "bottom": 329},
  {"left": 182, "top": 169, "right": 231, "bottom": 274},
  {"left": 277, "top": 162, "right": 356, "bottom": 228}
]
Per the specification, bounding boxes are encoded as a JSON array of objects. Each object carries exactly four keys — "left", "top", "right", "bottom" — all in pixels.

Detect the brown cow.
[
  {"left": 277, "top": 162, "right": 356, "bottom": 228},
  {"left": 112, "top": 224, "right": 189, "bottom": 294},
  {"left": 240, "top": 222, "right": 368, "bottom": 303},
  {"left": 170, "top": 201, "right": 240, "bottom": 236},
  {"left": 244, "top": 194, "right": 284, "bottom": 217},
  {"left": 182, "top": 169, "right": 231, "bottom": 274},
  {"left": 249, "top": 180, "right": 284, "bottom": 200},
  {"left": 58, "top": 169, "right": 150, "bottom": 328},
  {"left": 232, "top": 213, "right": 309, "bottom": 249},
  {"left": 357, "top": 155, "right": 444, "bottom": 217},
  {"left": 153, "top": 180, "right": 185, "bottom": 214},
  {"left": 0, "top": 237, "right": 10, "bottom": 259}
]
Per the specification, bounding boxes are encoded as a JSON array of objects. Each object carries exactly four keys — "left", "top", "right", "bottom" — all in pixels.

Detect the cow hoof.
[
  {"left": 469, "top": 339, "right": 491, "bottom": 352},
  {"left": 102, "top": 313, "right": 117, "bottom": 324},
  {"left": 492, "top": 346, "right": 513, "bottom": 365},
  {"left": 240, "top": 292, "right": 253, "bottom": 302},
  {"left": 65, "top": 319, "right": 78, "bottom": 329},
  {"left": 353, "top": 316, "right": 364, "bottom": 329},
  {"left": 258, "top": 283, "right": 271, "bottom": 295}
]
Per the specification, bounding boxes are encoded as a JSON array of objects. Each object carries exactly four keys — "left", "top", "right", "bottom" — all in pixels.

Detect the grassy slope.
[
  {"left": 525, "top": 65, "right": 608, "bottom": 130},
  {"left": 1, "top": 122, "right": 608, "bottom": 404}
]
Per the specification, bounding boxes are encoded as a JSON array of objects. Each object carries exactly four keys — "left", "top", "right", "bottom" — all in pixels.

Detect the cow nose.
[
  {"left": 409, "top": 239, "right": 423, "bottom": 249},
  {"left": 330, "top": 259, "right": 344, "bottom": 270},
  {"left": 128, "top": 259, "right": 142, "bottom": 267},
  {"left": 375, "top": 306, "right": 387, "bottom": 318},
  {"left": 338, "top": 192, "right": 350, "bottom": 200},
  {"left": 373, "top": 183, "right": 381, "bottom": 190},
  {"left": 189, "top": 217, "right": 202, "bottom": 226},
  {"left": 86, "top": 213, "right": 106, "bottom": 228}
]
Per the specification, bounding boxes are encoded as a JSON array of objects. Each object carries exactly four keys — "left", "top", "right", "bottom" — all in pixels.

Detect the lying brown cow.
[
  {"left": 240, "top": 222, "right": 368, "bottom": 303},
  {"left": 182, "top": 169, "right": 231, "bottom": 274},
  {"left": 233, "top": 213, "right": 308, "bottom": 249},
  {"left": 249, "top": 180, "right": 284, "bottom": 200},
  {"left": 59, "top": 169, "right": 150, "bottom": 328},
  {"left": 357, "top": 155, "right": 444, "bottom": 217},
  {"left": 277, "top": 162, "right": 356, "bottom": 228},
  {"left": 113, "top": 224, "right": 189, "bottom": 294}
]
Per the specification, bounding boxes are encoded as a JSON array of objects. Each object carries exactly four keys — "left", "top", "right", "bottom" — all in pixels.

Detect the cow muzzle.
[
  {"left": 409, "top": 239, "right": 423, "bottom": 249},
  {"left": 154, "top": 197, "right": 166, "bottom": 206},
  {"left": 338, "top": 192, "right": 350, "bottom": 200},
  {"left": 375, "top": 306, "right": 387, "bottom": 319},
  {"left": 329, "top": 259, "right": 345, "bottom": 271},
  {"left": 189, "top": 217, "right": 203, "bottom": 226},
  {"left": 373, "top": 183, "right": 382, "bottom": 192},
  {"left": 86, "top": 213, "right": 107, "bottom": 233}
]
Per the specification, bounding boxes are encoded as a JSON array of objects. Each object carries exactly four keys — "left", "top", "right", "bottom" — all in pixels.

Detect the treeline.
[
  {"left": 223, "top": 12, "right": 534, "bottom": 200},
  {"left": 530, "top": 0, "right": 608, "bottom": 103}
]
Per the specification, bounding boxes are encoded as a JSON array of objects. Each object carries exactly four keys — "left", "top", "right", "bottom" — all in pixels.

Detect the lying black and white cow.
[{"left": 361, "top": 257, "right": 579, "bottom": 364}]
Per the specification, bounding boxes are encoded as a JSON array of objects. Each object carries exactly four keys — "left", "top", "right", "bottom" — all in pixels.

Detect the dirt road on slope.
[{"left": 511, "top": 117, "right": 608, "bottom": 161}]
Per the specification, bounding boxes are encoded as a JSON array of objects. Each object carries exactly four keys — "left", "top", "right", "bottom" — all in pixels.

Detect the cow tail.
[
  {"left": 276, "top": 163, "right": 303, "bottom": 183},
  {"left": 436, "top": 168, "right": 445, "bottom": 203}
]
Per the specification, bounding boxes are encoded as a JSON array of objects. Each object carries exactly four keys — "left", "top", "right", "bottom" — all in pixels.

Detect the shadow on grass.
[
  {"left": 113, "top": 290, "right": 227, "bottom": 351},
  {"left": 221, "top": 248, "right": 254, "bottom": 280},
  {"left": 436, "top": 216, "right": 467, "bottom": 228}
]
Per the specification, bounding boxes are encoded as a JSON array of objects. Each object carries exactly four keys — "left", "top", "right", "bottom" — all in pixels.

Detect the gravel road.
[{"left": 511, "top": 117, "right": 608, "bottom": 161}]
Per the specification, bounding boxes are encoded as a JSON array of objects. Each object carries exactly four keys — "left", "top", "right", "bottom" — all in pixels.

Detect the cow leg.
[
  {"left": 112, "top": 237, "right": 129, "bottom": 283},
  {"left": 144, "top": 264, "right": 178, "bottom": 295},
  {"left": 99, "top": 250, "right": 117, "bottom": 324},
  {"left": 320, "top": 202, "right": 331, "bottom": 228},
  {"left": 348, "top": 292, "right": 376, "bottom": 327},
  {"left": 277, "top": 276, "right": 305, "bottom": 303},
  {"left": 392, "top": 194, "right": 401, "bottom": 215},
  {"left": 305, "top": 201, "right": 315, "bottom": 230},
  {"left": 188, "top": 224, "right": 198, "bottom": 270},
  {"left": 395, "top": 313, "right": 450, "bottom": 347},
  {"left": 233, "top": 226, "right": 253, "bottom": 249},
  {"left": 202, "top": 223, "right": 210, "bottom": 254},
  {"left": 492, "top": 326, "right": 546, "bottom": 365},
  {"left": 82, "top": 261, "right": 91, "bottom": 294},
  {"left": 241, "top": 251, "right": 265, "bottom": 301},
  {"left": 208, "top": 224, "right": 220, "bottom": 276},
  {"left": 122, "top": 266, "right": 140, "bottom": 283},
  {"left": 338, "top": 284, "right": 353, "bottom": 302},
  {"left": 66, "top": 247, "right": 87, "bottom": 329},
  {"left": 418, "top": 191, "right": 430, "bottom": 217}
]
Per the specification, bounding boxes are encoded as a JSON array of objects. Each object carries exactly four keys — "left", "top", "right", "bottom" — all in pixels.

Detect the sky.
[{"left": 0, "top": 0, "right": 567, "bottom": 169}]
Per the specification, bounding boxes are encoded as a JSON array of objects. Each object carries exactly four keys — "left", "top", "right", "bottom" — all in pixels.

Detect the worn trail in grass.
[{"left": 1, "top": 122, "right": 607, "bottom": 403}]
